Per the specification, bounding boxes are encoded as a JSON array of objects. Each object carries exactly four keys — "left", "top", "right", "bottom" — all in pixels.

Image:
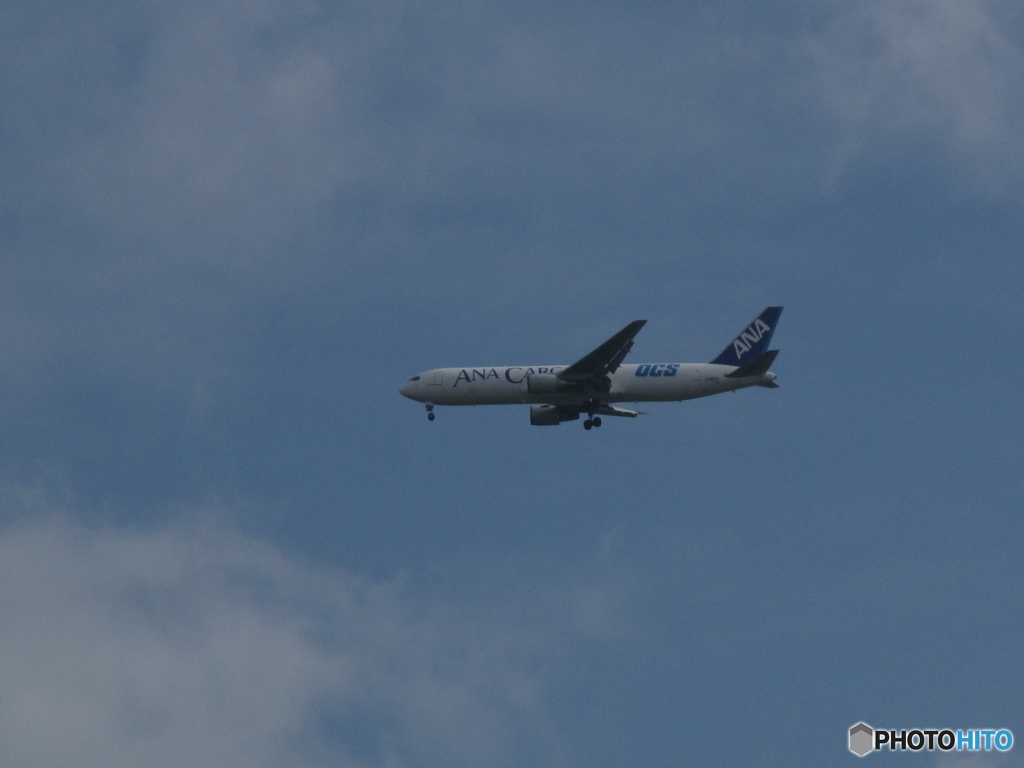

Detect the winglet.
[{"left": 710, "top": 306, "right": 783, "bottom": 367}]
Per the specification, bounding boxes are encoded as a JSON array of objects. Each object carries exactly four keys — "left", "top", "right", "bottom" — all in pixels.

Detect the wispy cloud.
[
  {"left": 807, "top": 0, "right": 1024, "bottom": 194},
  {"left": 4, "top": 0, "right": 804, "bottom": 393},
  {"left": 0, "top": 497, "right": 614, "bottom": 767}
]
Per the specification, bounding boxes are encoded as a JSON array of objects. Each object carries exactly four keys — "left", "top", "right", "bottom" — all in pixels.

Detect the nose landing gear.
[{"left": 425, "top": 403, "right": 435, "bottom": 421}]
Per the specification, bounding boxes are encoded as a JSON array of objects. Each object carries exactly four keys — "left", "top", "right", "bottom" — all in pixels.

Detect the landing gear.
[
  {"left": 582, "top": 398, "right": 603, "bottom": 430},
  {"left": 583, "top": 416, "right": 602, "bottom": 430},
  {"left": 425, "top": 403, "right": 435, "bottom": 422}
]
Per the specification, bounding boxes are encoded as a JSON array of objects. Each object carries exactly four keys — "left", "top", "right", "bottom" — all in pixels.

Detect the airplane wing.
[{"left": 558, "top": 320, "right": 647, "bottom": 382}]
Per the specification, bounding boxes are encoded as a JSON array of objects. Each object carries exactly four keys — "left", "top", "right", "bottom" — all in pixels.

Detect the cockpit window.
[{"left": 408, "top": 376, "right": 420, "bottom": 382}]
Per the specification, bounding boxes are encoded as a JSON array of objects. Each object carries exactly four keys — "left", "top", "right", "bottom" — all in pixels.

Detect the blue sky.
[{"left": 2, "top": 1, "right": 1023, "bottom": 766}]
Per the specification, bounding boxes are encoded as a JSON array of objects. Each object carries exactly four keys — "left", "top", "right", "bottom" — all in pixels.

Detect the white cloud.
[
  {"left": 0, "top": 501, "right": 596, "bottom": 768},
  {"left": 60, "top": 1, "right": 373, "bottom": 261},
  {"left": 808, "top": 0, "right": 1024, "bottom": 194}
]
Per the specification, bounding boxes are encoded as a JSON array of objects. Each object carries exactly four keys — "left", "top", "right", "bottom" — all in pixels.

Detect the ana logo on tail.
[
  {"left": 709, "top": 306, "right": 783, "bottom": 367},
  {"left": 732, "top": 318, "right": 772, "bottom": 359}
]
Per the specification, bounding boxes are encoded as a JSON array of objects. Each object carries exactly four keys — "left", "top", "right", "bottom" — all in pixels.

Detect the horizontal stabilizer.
[
  {"left": 724, "top": 349, "right": 779, "bottom": 378},
  {"left": 594, "top": 404, "right": 642, "bottom": 418}
]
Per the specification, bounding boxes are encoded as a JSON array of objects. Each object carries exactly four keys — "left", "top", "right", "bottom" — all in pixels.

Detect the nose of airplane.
[{"left": 400, "top": 377, "right": 422, "bottom": 399}]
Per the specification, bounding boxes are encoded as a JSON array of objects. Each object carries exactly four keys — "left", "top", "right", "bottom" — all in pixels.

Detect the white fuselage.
[{"left": 399, "top": 362, "right": 776, "bottom": 406}]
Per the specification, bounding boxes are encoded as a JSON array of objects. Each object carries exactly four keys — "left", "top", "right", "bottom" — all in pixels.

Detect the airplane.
[{"left": 399, "top": 306, "right": 783, "bottom": 429}]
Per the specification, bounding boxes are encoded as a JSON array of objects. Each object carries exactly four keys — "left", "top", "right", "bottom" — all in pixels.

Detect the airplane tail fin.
[{"left": 710, "top": 306, "right": 783, "bottom": 367}]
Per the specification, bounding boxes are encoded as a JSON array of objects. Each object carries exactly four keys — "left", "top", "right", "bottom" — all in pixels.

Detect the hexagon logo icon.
[{"left": 849, "top": 722, "right": 874, "bottom": 757}]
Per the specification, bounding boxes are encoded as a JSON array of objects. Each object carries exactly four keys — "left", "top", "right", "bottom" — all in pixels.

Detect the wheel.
[
  {"left": 592, "top": 417, "right": 602, "bottom": 428},
  {"left": 584, "top": 420, "right": 593, "bottom": 430},
  {"left": 427, "top": 412, "right": 435, "bottom": 421}
]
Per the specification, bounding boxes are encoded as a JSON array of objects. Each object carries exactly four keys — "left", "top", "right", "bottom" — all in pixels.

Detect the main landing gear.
[
  {"left": 583, "top": 416, "right": 603, "bottom": 430},
  {"left": 582, "top": 398, "right": 602, "bottom": 430},
  {"left": 425, "top": 403, "right": 435, "bottom": 421}
]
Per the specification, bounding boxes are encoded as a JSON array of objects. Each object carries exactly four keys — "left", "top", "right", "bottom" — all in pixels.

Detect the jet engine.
[{"left": 529, "top": 405, "right": 580, "bottom": 426}]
